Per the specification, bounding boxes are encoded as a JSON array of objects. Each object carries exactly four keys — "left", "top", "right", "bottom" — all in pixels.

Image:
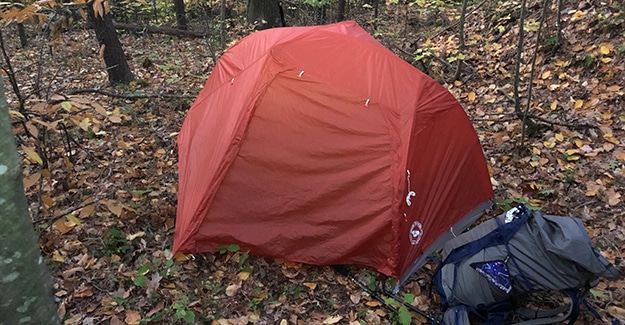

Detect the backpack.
[{"left": 434, "top": 205, "right": 621, "bottom": 325}]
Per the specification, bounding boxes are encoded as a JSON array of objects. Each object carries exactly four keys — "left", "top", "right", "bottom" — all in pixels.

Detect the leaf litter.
[{"left": 3, "top": 0, "right": 625, "bottom": 323}]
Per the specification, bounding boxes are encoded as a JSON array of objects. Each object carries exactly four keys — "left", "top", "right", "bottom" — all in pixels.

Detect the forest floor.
[{"left": 3, "top": 0, "right": 625, "bottom": 324}]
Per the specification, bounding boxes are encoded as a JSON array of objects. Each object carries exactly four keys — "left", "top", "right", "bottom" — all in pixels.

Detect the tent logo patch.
[{"left": 409, "top": 221, "right": 423, "bottom": 245}]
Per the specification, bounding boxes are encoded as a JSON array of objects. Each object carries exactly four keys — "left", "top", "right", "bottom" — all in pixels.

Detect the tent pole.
[{"left": 333, "top": 266, "right": 439, "bottom": 324}]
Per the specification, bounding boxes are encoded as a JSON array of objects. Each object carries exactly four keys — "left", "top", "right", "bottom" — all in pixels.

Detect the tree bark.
[
  {"left": 220, "top": 0, "right": 227, "bottom": 48},
  {"left": 17, "top": 23, "right": 28, "bottom": 48},
  {"left": 173, "top": 0, "right": 188, "bottom": 30},
  {"left": 88, "top": 0, "right": 134, "bottom": 85},
  {"left": 453, "top": 0, "right": 468, "bottom": 81},
  {"left": 247, "top": 0, "right": 282, "bottom": 30},
  {"left": 0, "top": 79, "right": 60, "bottom": 325},
  {"left": 337, "top": 0, "right": 346, "bottom": 22}
]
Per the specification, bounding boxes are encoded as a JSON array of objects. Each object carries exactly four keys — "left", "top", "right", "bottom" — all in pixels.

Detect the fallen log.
[{"left": 113, "top": 23, "right": 207, "bottom": 38}]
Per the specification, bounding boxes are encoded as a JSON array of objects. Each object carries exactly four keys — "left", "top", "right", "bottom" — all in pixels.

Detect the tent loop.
[
  {"left": 364, "top": 98, "right": 371, "bottom": 107},
  {"left": 450, "top": 227, "right": 457, "bottom": 237},
  {"left": 406, "top": 170, "right": 416, "bottom": 206},
  {"left": 298, "top": 70, "right": 304, "bottom": 78},
  {"left": 231, "top": 78, "right": 235, "bottom": 85}
]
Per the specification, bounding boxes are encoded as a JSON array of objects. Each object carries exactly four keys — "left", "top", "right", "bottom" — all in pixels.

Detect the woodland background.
[{"left": 1, "top": 0, "right": 624, "bottom": 323}]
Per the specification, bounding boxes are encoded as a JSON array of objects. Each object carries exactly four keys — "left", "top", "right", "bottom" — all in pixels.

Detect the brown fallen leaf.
[
  {"left": 225, "top": 284, "right": 241, "bottom": 296},
  {"left": 125, "top": 310, "right": 141, "bottom": 325}
]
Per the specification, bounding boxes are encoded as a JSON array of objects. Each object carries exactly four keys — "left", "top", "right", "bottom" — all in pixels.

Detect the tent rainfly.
[{"left": 173, "top": 21, "right": 494, "bottom": 287}]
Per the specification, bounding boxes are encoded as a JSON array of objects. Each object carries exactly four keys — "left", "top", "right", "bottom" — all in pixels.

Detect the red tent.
[{"left": 174, "top": 21, "right": 493, "bottom": 285}]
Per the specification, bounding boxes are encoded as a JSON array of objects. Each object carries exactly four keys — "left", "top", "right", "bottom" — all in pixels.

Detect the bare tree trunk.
[
  {"left": 220, "top": 0, "right": 227, "bottom": 48},
  {"left": 17, "top": 23, "right": 28, "bottom": 48},
  {"left": 0, "top": 78, "right": 60, "bottom": 325},
  {"left": 337, "top": 0, "right": 346, "bottom": 22},
  {"left": 374, "top": 0, "right": 379, "bottom": 19},
  {"left": 247, "top": 0, "right": 281, "bottom": 30},
  {"left": 521, "top": 0, "right": 551, "bottom": 146},
  {"left": 513, "top": 0, "right": 526, "bottom": 117},
  {"left": 88, "top": 0, "right": 134, "bottom": 84},
  {"left": 454, "top": 0, "right": 468, "bottom": 81},
  {"left": 173, "top": 0, "right": 188, "bottom": 30},
  {"left": 555, "top": 0, "right": 563, "bottom": 48}
]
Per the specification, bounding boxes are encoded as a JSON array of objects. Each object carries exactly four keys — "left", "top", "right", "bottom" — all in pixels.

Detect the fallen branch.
[
  {"left": 50, "top": 88, "right": 196, "bottom": 104},
  {"left": 113, "top": 23, "right": 207, "bottom": 38},
  {"left": 34, "top": 198, "right": 100, "bottom": 226},
  {"left": 472, "top": 112, "right": 599, "bottom": 130}
]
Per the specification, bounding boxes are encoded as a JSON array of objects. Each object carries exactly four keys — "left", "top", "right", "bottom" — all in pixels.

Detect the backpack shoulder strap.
[{"left": 442, "top": 217, "right": 500, "bottom": 259}]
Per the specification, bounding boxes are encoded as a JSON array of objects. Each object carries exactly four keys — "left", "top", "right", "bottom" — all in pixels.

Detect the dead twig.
[
  {"left": 33, "top": 198, "right": 100, "bottom": 226},
  {"left": 50, "top": 88, "right": 196, "bottom": 104},
  {"left": 472, "top": 112, "right": 599, "bottom": 130}
]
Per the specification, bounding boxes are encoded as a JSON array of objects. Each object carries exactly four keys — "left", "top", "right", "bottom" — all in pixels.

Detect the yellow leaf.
[
  {"left": 468, "top": 92, "right": 476, "bottom": 101},
  {"left": 550, "top": 100, "right": 558, "bottom": 110},
  {"left": 303, "top": 282, "right": 317, "bottom": 290},
  {"left": 555, "top": 133, "right": 564, "bottom": 142},
  {"left": 21, "top": 145, "right": 43, "bottom": 165},
  {"left": 541, "top": 71, "right": 551, "bottom": 79},
  {"left": 52, "top": 250, "right": 65, "bottom": 263},
  {"left": 366, "top": 300, "right": 380, "bottom": 307},
  {"left": 66, "top": 214, "right": 82, "bottom": 226},
  {"left": 566, "top": 155, "right": 580, "bottom": 161},
  {"left": 600, "top": 57, "right": 612, "bottom": 63},
  {"left": 283, "top": 261, "right": 302, "bottom": 269},
  {"left": 571, "top": 10, "right": 586, "bottom": 22},
  {"left": 566, "top": 149, "right": 581, "bottom": 155},
  {"left": 532, "top": 147, "right": 541, "bottom": 155},
  {"left": 61, "top": 101, "right": 72, "bottom": 112},
  {"left": 530, "top": 161, "right": 540, "bottom": 167},
  {"left": 238, "top": 271, "right": 250, "bottom": 281},
  {"left": 9, "top": 109, "right": 25, "bottom": 119},
  {"left": 173, "top": 253, "right": 192, "bottom": 261},
  {"left": 543, "top": 141, "right": 555, "bottom": 149},
  {"left": 453, "top": 80, "right": 462, "bottom": 87},
  {"left": 599, "top": 43, "right": 612, "bottom": 55},
  {"left": 573, "top": 99, "right": 584, "bottom": 109},
  {"left": 574, "top": 139, "right": 584, "bottom": 148},
  {"left": 603, "top": 134, "right": 620, "bottom": 145},
  {"left": 571, "top": 45, "right": 583, "bottom": 52},
  {"left": 126, "top": 231, "right": 145, "bottom": 241}
]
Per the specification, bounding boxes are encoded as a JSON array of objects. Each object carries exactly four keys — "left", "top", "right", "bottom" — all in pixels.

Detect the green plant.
[
  {"left": 563, "top": 167, "right": 578, "bottom": 183},
  {"left": 102, "top": 227, "right": 131, "bottom": 256},
  {"left": 205, "top": 281, "right": 226, "bottom": 295},
  {"left": 446, "top": 50, "right": 466, "bottom": 63},
  {"left": 217, "top": 244, "right": 240, "bottom": 254},
  {"left": 282, "top": 284, "right": 304, "bottom": 300},
  {"left": 364, "top": 272, "right": 377, "bottom": 291},
  {"left": 498, "top": 196, "right": 539, "bottom": 211},
  {"left": 172, "top": 296, "right": 196, "bottom": 323},
  {"left": 384, "top": 297, "right": 412, "bottom": 325},
  {"left": 414, "top": 48, "right": 432, "bottom": 61},
  {"left": 248, "top": 297, "right": 263, "bottom": 312}
]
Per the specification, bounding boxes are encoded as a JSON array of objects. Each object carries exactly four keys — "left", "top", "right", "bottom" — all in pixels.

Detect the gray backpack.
[{"left": 434, "top": 205, "right": 620, "bottom": 324}]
